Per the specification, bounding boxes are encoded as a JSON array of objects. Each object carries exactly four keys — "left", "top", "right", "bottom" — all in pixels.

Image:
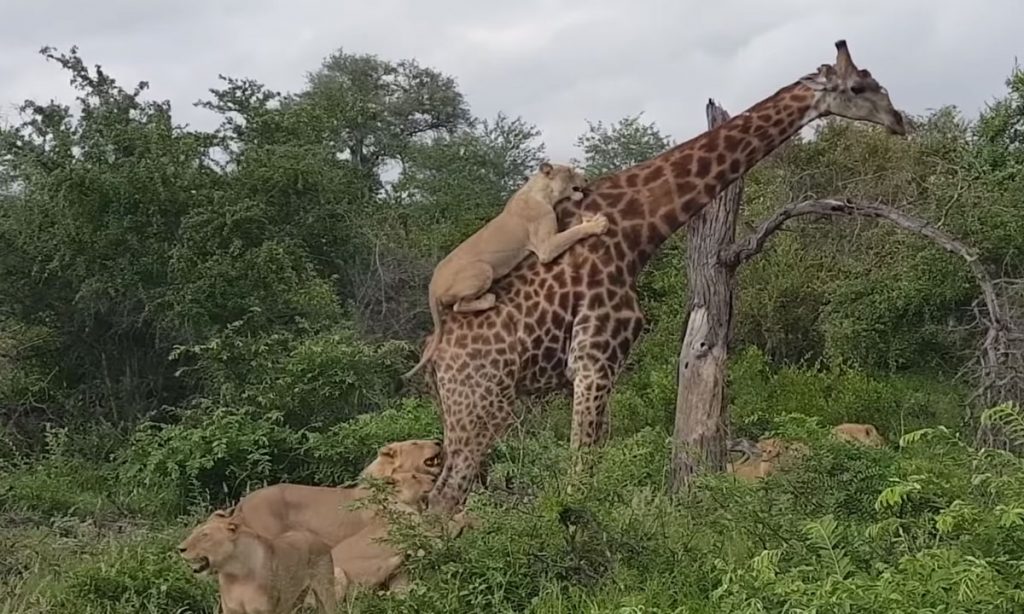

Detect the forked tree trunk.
[
  {"left": 664, "top": 103, "right": 1021, "bottom": 492},
  {"left": 669, "top": 100, "right": 744, "bottom": 492}
]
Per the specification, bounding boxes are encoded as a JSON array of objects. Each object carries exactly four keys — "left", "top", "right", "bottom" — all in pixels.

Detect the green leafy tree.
[
  {"left": 297, "top": 49, "right": 473, "bottom": 178},
  {"left": 0, "top": 46, "right": 219, "bottom": 421},
  {"left": 573, "top": 113, "right": 672, "bottom": 176},
  {"left": 394, "top": 113, "right": 546, "bottom": 254},
  {"left": 974, "top": 64, "right": 1024, "bottom": 183}
]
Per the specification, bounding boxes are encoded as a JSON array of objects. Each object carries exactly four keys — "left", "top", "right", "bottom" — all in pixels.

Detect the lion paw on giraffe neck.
[{"left": 413, "top": 39, "right": 907, "bottom": 515}]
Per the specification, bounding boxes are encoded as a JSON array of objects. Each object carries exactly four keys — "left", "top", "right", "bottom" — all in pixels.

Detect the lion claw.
[{"left": 583, "top": 213, "right": 609, "bottom": 234}]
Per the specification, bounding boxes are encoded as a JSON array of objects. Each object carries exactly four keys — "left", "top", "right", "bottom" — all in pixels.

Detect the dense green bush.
[
  {"left": 728, "top": 346, "right": 968, "bottom": 440},
  {"left": 346, "top": 420, "right": 1024, "bottom": 614},
  {"left": 118, "top": 403, "right": 307, "bottom": 516},
  {"left": 42, "top": 531, "right": 216, "bottom": 614},
  {"left": 116, "top": 397, "right": 440, "bottom": 516},
  {"left": 171, "top": 324, "right": 412, "bottom": 426},
  {"left": 0, "top": 427, "right": 122, "bottom": 521}
]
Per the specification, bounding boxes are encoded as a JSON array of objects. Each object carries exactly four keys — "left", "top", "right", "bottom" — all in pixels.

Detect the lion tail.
[{"left": 402, "top": 294, "right": 444, "bottom": 380}]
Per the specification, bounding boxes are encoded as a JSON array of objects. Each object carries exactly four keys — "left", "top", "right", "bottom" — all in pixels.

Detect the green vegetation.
[{"left": 2, "top": 45, "right": 1023, "bottom": 612}]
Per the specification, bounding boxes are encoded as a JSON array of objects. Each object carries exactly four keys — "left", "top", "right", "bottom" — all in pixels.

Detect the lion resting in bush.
[
  {"left": 831, "top": 422, "right": 886, "bottom": 447},
  {"left": 728, "top": 422, "right": 886, "bottom": 480},
  {"left": 226, "top": 471, "right": 435, "bottom": 551},
  {"left": 728, "top": 437, "right": 809, "bottom": 481},
  {"left": 177, "top": 513, "right": 336, "bottom": 613},
  {"left": 210, "top": 440, "right": 466, "bottom": 600}
]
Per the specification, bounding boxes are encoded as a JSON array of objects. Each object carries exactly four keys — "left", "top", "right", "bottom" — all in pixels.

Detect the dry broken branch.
[
  {"left": 720, "top": 197, "right": 1024, "bottom": 450},
  {"left": 722, "top": 198, "right": 1003, "bottom": 329}
]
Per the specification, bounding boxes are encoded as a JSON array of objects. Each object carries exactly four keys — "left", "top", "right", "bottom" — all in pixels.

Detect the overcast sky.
[{"left": 1, "top": 0, "right": 1021, "bottom": 162}]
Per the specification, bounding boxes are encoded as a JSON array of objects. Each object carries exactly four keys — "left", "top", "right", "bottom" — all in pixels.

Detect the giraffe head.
[
  {"left": 800, "top": 40, "right": 906, "bottom": 136},
  {"left": 534, "top": 162, "right": 587, "bottom": 203}
]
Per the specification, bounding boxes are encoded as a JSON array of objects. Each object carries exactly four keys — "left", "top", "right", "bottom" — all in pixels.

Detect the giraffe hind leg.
[
  {"left": 429, "top": 370, "right": 516, "bottom": 515},
  {"left": 566, "top": 367, "right": 615, "bottom": 486}
]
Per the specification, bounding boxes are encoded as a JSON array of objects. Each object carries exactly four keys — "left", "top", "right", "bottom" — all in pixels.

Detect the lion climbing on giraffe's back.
[
  {"left": 403, "top": 161, "right": 608, "bottom": 379},
  {"left": 421, "top": 39, "right": 908, "bottom": 516}
]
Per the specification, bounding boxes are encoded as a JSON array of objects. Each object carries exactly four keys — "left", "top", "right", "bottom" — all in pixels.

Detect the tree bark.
[{"left": 669, "top": 100, "right": 744, "bottom": 493}]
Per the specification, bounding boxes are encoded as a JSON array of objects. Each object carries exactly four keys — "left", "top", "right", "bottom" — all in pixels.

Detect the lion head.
[
  {"left": 757, "top": 438, "right": 785, "bottom": 462},
  {"left": 177, "top": 511, "right": 240, "bottom": 575},
  {"left": 833, "top": 423, "right": 886, "bottom": 447},
  {"left": 384, "top": 471, "right": 437, "bottom": 510},
  {"left": 360, "top": 439, "right": 444, "bottom": 480},
  {"left": 536, "top": 162, "right": 587, "bottom": 203}
]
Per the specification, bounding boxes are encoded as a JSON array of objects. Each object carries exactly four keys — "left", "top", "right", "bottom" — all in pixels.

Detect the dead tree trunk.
[{"left": 669, "top": 100, "right": 744, "bottom": 492}]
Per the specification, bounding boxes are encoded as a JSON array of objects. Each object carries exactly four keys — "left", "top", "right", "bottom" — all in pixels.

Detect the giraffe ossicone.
[{"left": 419, "top": 39, "right": 906, "bottom": 515}]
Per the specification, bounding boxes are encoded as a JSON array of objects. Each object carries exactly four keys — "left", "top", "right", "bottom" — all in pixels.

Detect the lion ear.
[
  {"left": 539, "top": 162, "right": 553, "bottom": 176},
  {"left": 378, "top": 443, "right": 396, "bottom": 458},
  {"left": 226, "top": 521, "right": 239, "bottom": 533}
]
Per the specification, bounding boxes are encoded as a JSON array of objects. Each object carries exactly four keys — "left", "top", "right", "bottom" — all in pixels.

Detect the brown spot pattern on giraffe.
[{"left": 424, "top": 79, "right": 822, "bottom": 514}]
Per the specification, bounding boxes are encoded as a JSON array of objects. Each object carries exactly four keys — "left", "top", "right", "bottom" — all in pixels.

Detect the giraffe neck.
[{"left": 582, "top": 81, "right": 818, "bottom": 273}]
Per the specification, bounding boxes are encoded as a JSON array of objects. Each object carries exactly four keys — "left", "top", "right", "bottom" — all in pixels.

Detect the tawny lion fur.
[
  {"left": 402, "top": 162, "right": 607, "bottom": 379},
  {"left": 832, "top": 422, "right": 886, "bottom": 447},
  {"left": 359, "top": 439, "right": 443, "bottom": 480},
  {"left": 728, "top": 423, "right": 886, "bottom": 480},
  {"left": 727, "top": 437, "right": 810, "bottom": 481},
  {"left": 225, "top": 473, "right": 434, "bottom": 555},
  {"left": 185, "top": 441, "right": 469, "bottom": 604},
  {"left": 177, "top": 516, "right": 336, "bottom": 614}
]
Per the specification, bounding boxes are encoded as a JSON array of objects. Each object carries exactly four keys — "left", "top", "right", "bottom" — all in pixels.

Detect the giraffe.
[{"left": 421, "top": 40, "right": 907, "bottom": 514}]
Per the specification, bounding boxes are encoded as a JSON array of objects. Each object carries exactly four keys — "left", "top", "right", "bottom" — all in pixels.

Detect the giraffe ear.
[
  {"left": 800, "top": 64, "right": 835, "bottom": 91},
  {"left": 539, "top": 162, "right": 553, "bottom": 177}
]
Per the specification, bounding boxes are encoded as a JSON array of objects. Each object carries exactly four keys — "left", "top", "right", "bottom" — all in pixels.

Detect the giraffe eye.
[{"left": 850, "top": 84, "right": 866, "bottom": 95}]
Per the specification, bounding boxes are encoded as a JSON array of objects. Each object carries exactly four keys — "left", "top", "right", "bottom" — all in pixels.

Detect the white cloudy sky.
[{"left": 1, "top": 0, "right": 1021, "bottom": 161}]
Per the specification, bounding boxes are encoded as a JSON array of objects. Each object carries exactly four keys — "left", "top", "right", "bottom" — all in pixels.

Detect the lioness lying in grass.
[{"left": 178, "top": 513, "right": 336, "bottom": 614}]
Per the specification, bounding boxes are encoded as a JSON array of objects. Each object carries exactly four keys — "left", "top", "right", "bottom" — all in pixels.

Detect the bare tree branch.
[
  {"left": 720, "top": 197, "right": 1024, "bottom": 450},
  {"left": 722, "top": 198, "right": 1003, "bottom": 327}
]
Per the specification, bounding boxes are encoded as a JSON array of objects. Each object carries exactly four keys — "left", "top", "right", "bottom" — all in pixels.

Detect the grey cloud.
[{"left": 1, "top": 0, "right": 1020, "bottom": 161}]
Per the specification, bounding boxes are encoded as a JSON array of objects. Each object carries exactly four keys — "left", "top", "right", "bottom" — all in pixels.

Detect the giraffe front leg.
[
  {"left": 566, "top": 308, "right": 644, "bottom": 450},
  {"left": 569, "top": 367, "right": 615, "bottom": 449}
]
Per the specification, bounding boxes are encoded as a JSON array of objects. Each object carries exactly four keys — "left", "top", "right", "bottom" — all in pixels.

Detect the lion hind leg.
[
  {"left": 440, "top": 261, "right": 495, "bottom": 313},
  {"left": 453, "top": 293, "right": 496, "bottom": 312},
  {"left": 309, "top": 554, "right": 339, "bottom": 613}
]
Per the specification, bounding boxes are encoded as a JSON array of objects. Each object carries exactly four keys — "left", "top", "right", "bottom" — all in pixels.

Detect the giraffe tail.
[{"left": 402, "top": 294, "right": 443, "bottom": 380}]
